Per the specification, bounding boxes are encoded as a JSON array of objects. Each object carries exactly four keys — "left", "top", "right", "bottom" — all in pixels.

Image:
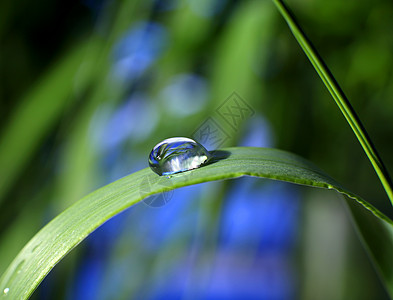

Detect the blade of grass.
[
  {"left": 0, "top": 0, "right": 146, "bottom": 206},
  {"left": 0, "top": 40, "right": 98, "bottom": 205},
  {"left": 1, "top": 147, "right": 393, "bottom": 299},
  {"left": 345, "top": 194, "right": 393, "bottom": 294},
  {"left": 272, "top": 0, "right": 393, "bottom": 206}
]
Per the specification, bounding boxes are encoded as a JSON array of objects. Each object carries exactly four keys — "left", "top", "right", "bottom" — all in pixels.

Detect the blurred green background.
[{"left": 1, "top": 0, "right": 393, "bottom": 299}]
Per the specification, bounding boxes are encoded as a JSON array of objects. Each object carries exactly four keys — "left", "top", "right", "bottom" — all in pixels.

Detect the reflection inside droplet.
[
  {"left": 148, "top": 137, "right": 211, "bottom": 176},
  {"left": 3, "top": 288, "right": 9, "bottom": 295}
]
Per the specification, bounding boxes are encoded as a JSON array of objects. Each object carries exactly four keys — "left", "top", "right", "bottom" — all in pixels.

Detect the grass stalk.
[{"left": 272, "top": 0, "right": 393, "bottom": 206}]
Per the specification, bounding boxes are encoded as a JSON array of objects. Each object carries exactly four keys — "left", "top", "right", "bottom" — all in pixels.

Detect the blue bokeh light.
[
  {"left": 112, "top": 21, "right": 168, "bottom": 82},
  {"left": 90, "top": 93, "right": 159, "bottom": 153},
  {"left": 159, "top": 73, "right": 208, "bottom": 117}
]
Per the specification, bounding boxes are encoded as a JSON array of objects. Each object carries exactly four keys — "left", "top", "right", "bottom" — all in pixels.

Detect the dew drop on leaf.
[
  {"left": 148, "top": 137, "right": 211, "bottom": 176},
  {"left": 3, "top": 288, "right": 9, "bottom": 296}
]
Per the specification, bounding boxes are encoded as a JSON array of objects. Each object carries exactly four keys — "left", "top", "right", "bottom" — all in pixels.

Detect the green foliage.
[
  {"left": 1, "top": 147, "right": 393, "bottom": 299},
  {"left": 1, "top": 0, "right": 393, "bottom": 298},
  {"left": 272, "top": 0, "right": 393, "bottom": 205}
]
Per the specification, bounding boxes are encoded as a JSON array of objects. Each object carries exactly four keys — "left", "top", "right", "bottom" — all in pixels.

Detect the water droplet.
[
  {"left": 149, "top": 137, "right": 211, "bottom": 176},
  {"left": 3, "top": 288, "right": 9, "bottom": 295},
  {"left": 12, "top": 260, "right": 25, "bottom": 276},
  {"left": 32, "top": 242, "right": 42, "bottom": 253}
]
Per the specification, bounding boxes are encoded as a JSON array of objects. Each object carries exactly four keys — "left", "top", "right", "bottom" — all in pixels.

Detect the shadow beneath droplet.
[{"left": 205, "top": 150, "right": 231, "bottom": 166}]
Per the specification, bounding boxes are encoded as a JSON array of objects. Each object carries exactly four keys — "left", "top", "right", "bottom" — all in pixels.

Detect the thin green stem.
[{"left": 272, "top": 0, "right": 393, "bottom": 206}]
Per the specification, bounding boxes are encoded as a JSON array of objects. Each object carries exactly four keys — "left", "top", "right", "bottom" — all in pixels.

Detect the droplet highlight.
[
  {"left": 3, "top": 288, "right": 9, "bottom": 295},
  {"left": 149, "top": 137, "right": 211, "bottom": 176}
]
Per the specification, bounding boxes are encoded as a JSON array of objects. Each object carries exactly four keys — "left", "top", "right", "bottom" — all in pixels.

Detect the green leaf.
[
  {"left": 1, "top": 147, "right": 392, "bottom": 299},
  {"left": 272, "top": 0, "right": 393, "bottom": 205},
  {"left": 0, "top": 41, "right": 96, "bottom": 205}
]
